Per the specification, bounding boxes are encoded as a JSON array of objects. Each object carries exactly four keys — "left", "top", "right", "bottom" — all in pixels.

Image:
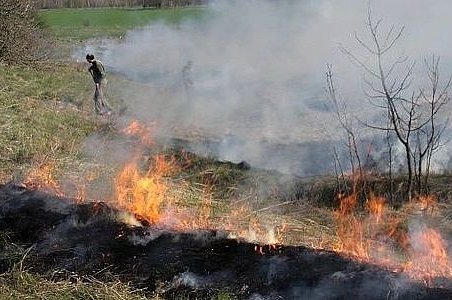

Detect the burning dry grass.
[
  {"left": 330, "top": 191, "right": 452, "bottom": 283},
  {"left": 13, "top": 118, "right": 452, "bottom": 289},
  {"left": 19, "top": 148, "right": 452, "bottom": 286}
]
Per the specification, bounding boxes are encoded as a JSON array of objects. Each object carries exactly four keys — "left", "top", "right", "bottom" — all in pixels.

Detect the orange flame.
[
  {"left": 367, "top": 194, "right": 385, "bottom": 223},
  {"left": 333, "top": 193, "right": 369, "bottom": 260},
  {"left": 418, "top": 195, "right": 437, "bottom": 214},
  {"left": 23, "top": 162, "right": 63, "bottom": 196},
  {"left": 337, "top": 193, "right": 358, "bottom": 215},
  {"left": 114, "top": 155, "right": 175, "bottom": 224},
  {"left": 332, "top": 190, "right": 452, "bottom": 284},
  {"left": 122, "top": 120, "right": 154, "bottom": 146},
  {"left": 406, "top": 226, "right": 452, "bottom": 282}
]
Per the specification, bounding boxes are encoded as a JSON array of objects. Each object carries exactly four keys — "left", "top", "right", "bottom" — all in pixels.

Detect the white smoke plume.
[{"left": 77, "top": 0, "right": 452, "bottom": 176}]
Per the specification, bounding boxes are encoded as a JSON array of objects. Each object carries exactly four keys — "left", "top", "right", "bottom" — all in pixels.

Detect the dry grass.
[
  {"left": 0, "top": 62, "right": 100, "bottom": 182},
  {"left": 0, "top": 270, "right": 149, "bottom": 300}
]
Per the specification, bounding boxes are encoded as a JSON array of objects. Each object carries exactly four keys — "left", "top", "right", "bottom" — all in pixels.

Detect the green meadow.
[{"left": 39, "top": 7, "right": 206, "bottom": 41}]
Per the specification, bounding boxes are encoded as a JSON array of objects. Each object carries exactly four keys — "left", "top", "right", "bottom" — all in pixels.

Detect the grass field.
[
  {"left": 2, "top": 5, "right": 452, "bottom": 299},
  {"left": 38, "top": 7, "right": 206, "bottom": 41},
  {"left": 0, "top": 63, "right": 98, "bottom": 182},
  {"left": 0, "top": 8, "right": 244, "bottom": 299}
]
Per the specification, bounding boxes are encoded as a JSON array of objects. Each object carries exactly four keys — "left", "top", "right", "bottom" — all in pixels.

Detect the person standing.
[{"left": 86, "top": 54, "right": 110, "bottom": 115}]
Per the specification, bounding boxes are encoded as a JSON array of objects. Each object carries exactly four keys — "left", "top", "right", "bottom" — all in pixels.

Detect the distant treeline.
[{"left": 35, "top": 0, "right": 207, "bottom": 9}]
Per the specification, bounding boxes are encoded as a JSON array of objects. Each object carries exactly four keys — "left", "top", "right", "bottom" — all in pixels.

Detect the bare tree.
[
  {"left": 340, "top": 10, "right": 450, "bottom": 200},
  {"left": 326, "top": 64, "right": 364, "bottom": 195},
  {"left": 415, "top": 56, "right": 451, "bottom": 193}
]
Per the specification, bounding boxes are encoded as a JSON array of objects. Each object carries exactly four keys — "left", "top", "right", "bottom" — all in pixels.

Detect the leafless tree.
[
  {"left": 414, "top": 56, "right": 451, "bottom": 193},
  {"left": 326, "top": 64, "right": 364, "bottom": 195},
  {"left": 340, "top": 10, "right": 450, "bottom": 200}
]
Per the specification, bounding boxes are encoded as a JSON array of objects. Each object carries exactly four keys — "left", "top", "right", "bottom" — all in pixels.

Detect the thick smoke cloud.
[{"left": 79, "top": 0, "right": 452, "bottom": 176}]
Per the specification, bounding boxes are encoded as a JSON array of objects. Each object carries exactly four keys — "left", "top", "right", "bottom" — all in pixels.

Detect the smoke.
[{"left": 77, "top": 0, "right": 452, "bottom": 176}]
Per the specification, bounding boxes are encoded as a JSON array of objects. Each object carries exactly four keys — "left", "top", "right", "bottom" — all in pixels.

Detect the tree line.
[{"left": 35, "top": 0, "right": 207, "bottom": 9}]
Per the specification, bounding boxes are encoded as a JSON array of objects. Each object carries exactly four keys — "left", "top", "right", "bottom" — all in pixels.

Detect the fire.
[
  {"left": 332, "top": 190, "right": 452, "bottom": 284},
  {"left": 113, "top": 120, "right": 287, "bottom": 246},
  {"left": 21, "top": 118, "right": 452, "bottom": 284},
  {"left": 418, "top": 195, "right": 437, "bottom": 214},
  {"left": 114, "top": 154, "right": 175, "bottom": 224},
  {"left": 75, "top": 184, "right": 87, "bottom": 203},
  {"left": 385, "top": 217, "right": 410, "bottom": 251},
  {"left": 405, "top": 226, "right": 452, "bottom": 281},
  {"left": 167, "top": 185, "right": 215, "bottom": 231},
  {"left": 122, "top": 120, "right": 154, "bottom": 146},
  {"left": 337, "top": 193, "right": 357, "bottom": 215},
  {"left": 334, "top": 213, "right": 369, "bottom": 260},
  {"left": 367, "top": 193, "right": 385, "bottom": 223},
  {"left": 333, "top": 193, "right": 369, "bottom": 260},
  {"left": 23, "top": 161, "right": 63, "bottom": 196}
]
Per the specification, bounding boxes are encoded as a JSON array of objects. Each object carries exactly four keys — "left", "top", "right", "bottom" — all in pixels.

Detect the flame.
[
  {"left": 333, "top": 193, "right": 369, "bottom": 260},
  {"left": 406, "top": 226, "right": 452, "bottom": 282},
  {"left": 418, "top": 195, "right": 437, "bottom": 214},
  {"left": 334, "top": 213, "right": 369, "bottom": 260},
  {"left": 337, "top": 193, "right": 357, "bottom": 215},
  {"left": 75, "top": 184, "right": 87, "bottom": 203},
  {"left": 114, "top": 120, "right": 285, "bottom": 244},
  {"left": 367, "top": 193, "right": 385, "bottom": 223},
  {"left": 386, "top": 217, "right": 410, "bottom": 251},
  {"left": 122, "top": 120, "right": 154, "bottom": 146},
  {"left": 23, "top": 161, "right": 63, "bottom": 196},
  {"left": 168, "top": 185, "right": 215, "bottom": 231},
  {"left": 114, "top": 154, "right": 175, "bottom": 224},
  {"left": 22, "top": 119, "right": 452, "bottom": 284},
  {"left": 331, "top": 190, "right": 452, "bottom": 284}
]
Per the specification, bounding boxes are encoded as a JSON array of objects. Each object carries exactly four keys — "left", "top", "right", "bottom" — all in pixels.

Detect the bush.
[{"left": 0, "top": 0, "right": 50, "bottom": 65}]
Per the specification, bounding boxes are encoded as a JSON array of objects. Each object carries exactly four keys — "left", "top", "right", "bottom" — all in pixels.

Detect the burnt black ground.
[{"left": 0, "top": 183, "right": 451, "bottom": 300}]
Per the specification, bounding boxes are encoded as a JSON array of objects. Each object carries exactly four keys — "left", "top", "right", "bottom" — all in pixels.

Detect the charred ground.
[{"left": 1, "top": 183, "right": 452, "bottom": 300}]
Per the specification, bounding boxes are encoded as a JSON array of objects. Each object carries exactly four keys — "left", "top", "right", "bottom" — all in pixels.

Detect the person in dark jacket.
[{"left": 86, "top": 54, "right": 110, "bottom": 115}]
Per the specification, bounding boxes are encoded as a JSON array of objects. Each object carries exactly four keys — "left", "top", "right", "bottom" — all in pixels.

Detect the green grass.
[
  {"left": 38, "top": 7, "right": 206, "bottom": 41},
  {"left": 0, "top": 63, "right": 98, "bottom": 181}
]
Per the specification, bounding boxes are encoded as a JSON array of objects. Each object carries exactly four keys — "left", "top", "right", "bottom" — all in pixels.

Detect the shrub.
[{"left": 0, "top": 0, "right": 50, "bottom": 65}]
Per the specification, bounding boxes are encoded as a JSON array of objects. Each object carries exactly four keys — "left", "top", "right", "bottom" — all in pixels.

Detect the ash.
[{"left": 1, "top": 183, "right": 451, "bottom": 299}]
